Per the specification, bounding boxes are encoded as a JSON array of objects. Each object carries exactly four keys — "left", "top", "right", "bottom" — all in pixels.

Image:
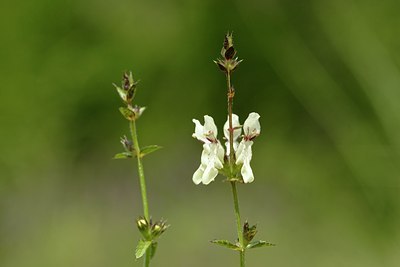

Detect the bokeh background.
[{"left": 1, "top": 0, "right": 400, "bottom": 266}]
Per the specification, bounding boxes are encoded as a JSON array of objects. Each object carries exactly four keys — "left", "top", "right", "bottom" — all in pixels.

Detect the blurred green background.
[{"left": 1, "top": 0, "right": 400, "bottom": 266}]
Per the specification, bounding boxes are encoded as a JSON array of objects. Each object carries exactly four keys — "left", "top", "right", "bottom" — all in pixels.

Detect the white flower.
[
  {"left": 192, "top": 142, "right": 225, "bottom": 185},
  {"left": 235, "top": 112, "right": 261, "bottom": 183},
  {"left": 192, "top": 115, "right": 225, "bottom": 185},
  {"left": 192, "top": 115, "right": 218, "bottom": 143},
  {"left": 242, "top": 112, "right": 261, "bottom": 141},
  {"left": 223, "top": 114, "right": 242, "bottom": 156}
]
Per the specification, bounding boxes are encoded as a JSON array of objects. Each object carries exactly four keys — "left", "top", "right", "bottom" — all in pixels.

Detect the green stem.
[
  {"left": 129, "top": 119, "right": 151, "bottom": 267},
  {"left": 227, "top": 70, "right": 245, "bottom": 267},
  {"left": 231, "top": 182, "right": 245, "bottom": 252},
  {"left": 129, "top": 120, "right": 150, "bottom": 220},
  {"left": 143, "top": 250, "right": 151, "bottom": 267}
]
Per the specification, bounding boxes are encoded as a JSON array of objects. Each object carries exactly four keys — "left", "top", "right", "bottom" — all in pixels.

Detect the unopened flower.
[
  {"left": 235, "top": 112, "right": 261, "bottom": 183},
  {"left": 223, "top": 114, "right": 242, "bottom": 156},
  {"left": 192, "top": 116, "right": 225, "bottom": 185}
]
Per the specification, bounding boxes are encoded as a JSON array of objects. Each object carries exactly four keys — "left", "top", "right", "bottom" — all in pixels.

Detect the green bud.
[
  {"left": 136, "top": 217, "right": 151, "bottom": 239},
  {"left": 150, "top": 220, "right": 169, "bottom": 239}
]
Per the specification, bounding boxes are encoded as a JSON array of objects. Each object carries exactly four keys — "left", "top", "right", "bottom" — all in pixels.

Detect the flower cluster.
[
  {"left": 136, "top": 217, "right": 169, "bottom": 240},
  {"left": 113, "top": 71, "right": 146, "bottom": 121},
  {"left": 214, "top": 32, "right": 243, "bottom": 73},
  {"left": 192, "top": 112, "right": 261, "bottom": 185}
]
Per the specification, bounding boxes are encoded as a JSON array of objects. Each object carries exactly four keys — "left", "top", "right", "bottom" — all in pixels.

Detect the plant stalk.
[
  {"left": 226, "top": 69, "right": 245, "bottom": 267},
  {"left": 226, "top": 71, "right": 235, "bottom": 166},
  {"left": 129, "top": 119, "right": 150, "bottom": 219},
  {"left": 144, "top": 250, "right": 151, "bottom": 267},
  {"left": 231, "top": 182, "right": 245, "bottom": 267},
  {"left": 129, "top": 119, "right": 151, "bottom": 266}
]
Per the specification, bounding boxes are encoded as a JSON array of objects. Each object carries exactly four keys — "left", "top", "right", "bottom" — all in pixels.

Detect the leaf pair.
[
  {"left": 211, "top": 239, "right": 275, "bottom": 251},
  {"left": 114, "top": 145, "right": 162, "bottom": 159}
]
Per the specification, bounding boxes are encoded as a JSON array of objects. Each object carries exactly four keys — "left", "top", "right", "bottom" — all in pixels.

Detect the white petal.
[
  {"left": 204, "top": 115, "right": 218, "bottom": 140},
  {"left": 202, "top": 164, "right": 218, "bottom": 185},
  {"left": 223, "top": 114, "right": 241, "bottom": 140},
  {"left": 223, "top": 114, "right": 242, "bottom": 155},
  {"left": 192, "top": 119, "right": 207, "bottom": 142},
  {"left": 235, "top": 140, "right": 253, "bottom": 164},
  {"left": 241, "top": 160, "right": 254, "bottom": 183},
  {"left": 192, "top": 115, "right": 219, "bottom": 143},
  {"left": 214, "top": 142, "right": 225, "bottom": 169},
  {"left": 235, "top": 140, "right": 255, "bottom": 182},
  {"left": 243, "top": 112, "right": 261, "bottom": 138},
  {"left": 193, "top": 164, "right": 205, "bottom": 185}
]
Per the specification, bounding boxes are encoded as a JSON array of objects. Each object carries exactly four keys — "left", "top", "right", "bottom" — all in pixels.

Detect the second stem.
[{"left": 130, "top": 119, "right": 150, "bottom": 220}]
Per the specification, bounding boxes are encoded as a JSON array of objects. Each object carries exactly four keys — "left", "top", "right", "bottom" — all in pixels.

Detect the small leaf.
[
  {"left": 135, "top": 239, "right": 152, "bottom": 259},
  {"left": 113, "top": 152, "right": 133, "bottom": 159},
  {"left": 246, "top": 240, "right": 275, "bottom": 249},
  {"left": 211, "top": 239, "right": 242, "bottom": 251},
  {"left": 114, "top": 84, "right": 127, "bottom": 102},
  {"left": 214, "top": 59, "right": 226, "bottom": 72},
  {"left": 119, "top": 107, "right": 135, "bottom": 121},
  {"left": 140, "top": 145, "right": 162, "bottom": 157},
  {"left": 150, "top": 242, "right": 158, "bottom": 259}
]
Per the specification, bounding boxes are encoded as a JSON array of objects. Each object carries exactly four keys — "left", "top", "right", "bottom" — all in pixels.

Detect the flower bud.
[
  {"left": 243, "top": 221, "right": 257, "bottom": 245},
  {"left": 120, "top": 136, "right": 133, "bottom": 152},
  {"left": 215, "top": 33, "right": 242, "bottom": 73},
  {"left": 151, "top": 220, "right": 169, "bottom": 238},
  {"left": 131, "top": 105, "right": 146, "bottom": 119},
  {"left": 136, "top": 217, "right": 151, "bottom": 239}
]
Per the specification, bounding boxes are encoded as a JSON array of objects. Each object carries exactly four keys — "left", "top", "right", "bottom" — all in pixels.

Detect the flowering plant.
[
  {"left": 192, "top": 34, "right": 274, "bottom": 266},
  {"left": 113, "top": 72, "right": 168, "bottom": 267}
]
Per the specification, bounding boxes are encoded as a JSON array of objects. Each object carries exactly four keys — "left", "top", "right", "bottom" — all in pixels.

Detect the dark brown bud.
[
  {"left": 224, "top": 46, "right": 236, "bottom": 60},
  {"left": 243, "top": 221, "right": 257, "bottom": 245},
  {"left": 123, "top": 72, "right": 130, "bottom": 90}
]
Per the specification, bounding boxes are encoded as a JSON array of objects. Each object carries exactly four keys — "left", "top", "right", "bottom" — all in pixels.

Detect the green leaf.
[
  {"left": 119, "top": 107, "right": 134, "bottom": 121},
  {"left": 246, "top": 240, "right": 275, "bottom": 249},
  {"left": 140, "top": 145, "right": 162, "bottom": 157},
  {"left": 211, "top": 239, "right": 242, "bottom": 251},
  {"left": 113, "top": 152, "right": 133, "bottom": 159},
  {"left": 135, "top": 239, "right": 152, "bottom": 259},
  {"left": 150, "top": 242, "right": 158, "bottom": 259},
  {"left": 113, "top": 84, "right": 127, "bottom": 102}
]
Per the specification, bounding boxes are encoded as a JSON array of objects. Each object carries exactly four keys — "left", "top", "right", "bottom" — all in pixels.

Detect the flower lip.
[
  {"left": 243, "top": 112, "right": 261, "bottom": 141},
  {"left": 192, "top": 115, "right": 219, "bottom": 143}
]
